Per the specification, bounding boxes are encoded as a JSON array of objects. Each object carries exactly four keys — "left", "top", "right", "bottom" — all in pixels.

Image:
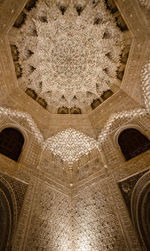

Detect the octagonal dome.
[{"left": 8, "top": 0, "right": 131, "bottom": 114}]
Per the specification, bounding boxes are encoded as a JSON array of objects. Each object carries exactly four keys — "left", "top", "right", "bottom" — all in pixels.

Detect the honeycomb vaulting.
[
  {"left": 0, "top": 0, "right": 150, "bottom": 250},
  {"left": 9, "top": 0, "right": 131, "bottom": 113}
]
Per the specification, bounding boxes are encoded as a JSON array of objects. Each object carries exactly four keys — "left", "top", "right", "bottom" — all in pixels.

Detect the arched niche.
[
  {"left": 0, "top": 190, "right": 11, "bottom": 250},
  {"left": 131, "top": 171, "right": 150, "bottom": 250},
  {"left": 118, "top": 128, "right": 150, "bottom": 160},
  {"left": 0, "top": 177, "right": 17, "bottom": 250},
  {"left": 0, "top": 127, "right": 24, "bottom": 161}
]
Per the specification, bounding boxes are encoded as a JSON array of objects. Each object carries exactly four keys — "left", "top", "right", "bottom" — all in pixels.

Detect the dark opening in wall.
[
  {"left": 118, "top": 128, "right": 150, "bottom": 161},
  {"left": 25, "top": 88, "right": 37, "bottom": 100},
  {"left": 105, "top": 0, "right": 118, "bottom": 14},
  {"left": 0, "top": 128, "right": 24, "bottom": 161},
  {"left": 70, "top": 107, "right": 82, "bottom": 114},
  {"left": 25, "top": 0, "right": 37, "bottom": 11},
  {"left": 14, "top": 63, "right": 22, "bottom": 78},
  {"left": 101, "top": 90, "right": 113, "bottom": 101},
  {"left": 10, "top": 45, "right": 19, "bottom": 61},
  {"left": 13, "top": 12, "right": 26, "bottom": 28},
  {"left": 91, "top": 99, "right": 101, "bottom": 110},
  {"left": 37, "top": 97, "right": 47, "bottom": 109},
  {"left": 57, "top": 107, "right": 69, "bottom": 114},
  {"left": 115, "top": 15, "right": 128, "bottom": 32}
]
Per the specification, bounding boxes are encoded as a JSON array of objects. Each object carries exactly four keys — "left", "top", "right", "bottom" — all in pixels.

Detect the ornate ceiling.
[
  {"left": 0, "top": 0, "right": 149, "bottom": 184},
  {"left": 9, "top": 0, "right": 131, "bottom": 113},
  {"left": 43, "top": 128, "right": 99, "bottom": 164},
  {"left": 0, "top": 1, "right": 150, "bottom": 248}
]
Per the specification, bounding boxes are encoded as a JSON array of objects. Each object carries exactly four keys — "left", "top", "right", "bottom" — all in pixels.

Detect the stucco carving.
[
  {"left": 26, "top": 184, "right": 72, "bottom": 250},
  {"left": 25, "top": 181, "right": 128, "bottom": 251},
  {"left": 0, "top": 0, "right": 149, "bottom": 250},
  {"left": 9, "top": 0, "right": 130, "bottom": 112},
  {"left": 0, "top": 173, "right": 28, "bottom": 250},
  {"left": 0, "top": 106, "right": 43, "bottom": 144},
  {"left": 138, "top": 0, "right": 150, "bottom": 9},
  {"left": 43, "top": 128, "right": 99, "bottom": 164},
  {"left": 98, "top": 108, "right": 148, "bottom": 146},
  {"left": 141, "top": 59, "right": 150, "bottom": 109}
]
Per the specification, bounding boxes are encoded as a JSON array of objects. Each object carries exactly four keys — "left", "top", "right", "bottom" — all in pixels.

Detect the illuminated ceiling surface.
[
  {"left": 9, "top": 0, "right": 131, "bottom": 113},
  {"left": 5, "top": 0, "right": 149, "bottom": 171}
]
